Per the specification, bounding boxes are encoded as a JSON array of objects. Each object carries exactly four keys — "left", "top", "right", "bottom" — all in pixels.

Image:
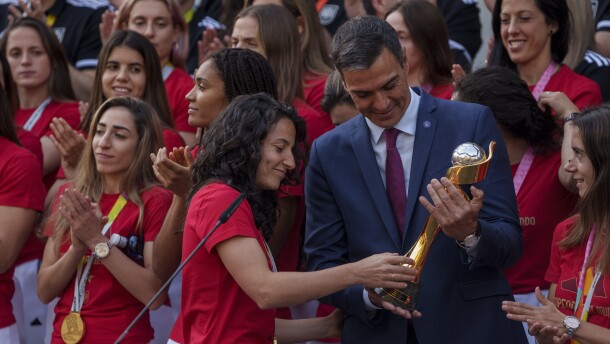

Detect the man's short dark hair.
[{"left": 331, "top": 15, "right": 404, "bottom": 75}]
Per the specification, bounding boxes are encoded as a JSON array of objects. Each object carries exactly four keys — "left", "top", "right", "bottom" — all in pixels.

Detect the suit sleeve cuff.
[{"left": 363, "top": 289, "right": 382, "bottom": 310}]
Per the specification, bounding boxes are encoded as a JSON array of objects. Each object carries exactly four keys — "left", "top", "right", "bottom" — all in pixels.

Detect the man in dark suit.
[{"left": 304, "top": 16, "right": 527, "bottom": 343}]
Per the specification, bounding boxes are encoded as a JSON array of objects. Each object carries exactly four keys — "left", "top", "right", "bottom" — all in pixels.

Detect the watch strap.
[
  {"left": 563, "top": 112, "right": 578, "bottom": 125},
  {"left": 563, "top": 315, "right": 580, "bottom": 338}
]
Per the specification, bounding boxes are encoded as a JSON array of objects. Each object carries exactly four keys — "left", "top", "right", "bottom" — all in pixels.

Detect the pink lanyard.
[
  {"left": 573, "top": 226, "right": 602, "bottom": 323},
  {"left": 531, "top": 62, "right": 557, "bottom": 99},
  {"left": 513, "top": 147, "right": 534, "bottom": 195}
]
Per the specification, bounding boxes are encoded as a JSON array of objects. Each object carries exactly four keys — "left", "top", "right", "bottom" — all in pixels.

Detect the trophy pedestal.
[{"left": 377, "top": 281, "right": 420, "bottom": 311}]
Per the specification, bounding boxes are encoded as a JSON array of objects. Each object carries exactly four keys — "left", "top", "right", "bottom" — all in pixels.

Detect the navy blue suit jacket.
[{"left": 304, "top": 89, "right": 527, "bottom": 343}]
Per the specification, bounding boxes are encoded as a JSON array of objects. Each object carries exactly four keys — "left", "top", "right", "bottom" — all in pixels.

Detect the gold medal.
[{"left": 61, "top": 312, "right": 85, "bottom": 344}]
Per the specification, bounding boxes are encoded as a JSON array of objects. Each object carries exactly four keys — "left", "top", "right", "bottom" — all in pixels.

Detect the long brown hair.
[
  {"left": 244, "top": 0, "right": 332, "bottom": 76},
  {"left": 0, "top": 57, "right": 19, "bottom": 144},
  {"left": 52, "top": 97, "right": 163, "bottom": 250},
  {"left": 0, "top": 17, "right": 75, "bottom": 102},
  {"left": 236, "top": 4, "right": 303, "bottom": 102},
  {"left": 82, "top": 30, "right": 173, "bottom": 134},
  {"left": 560, "top": 104, "right": 610, "bottom": 274},
  {"left": 386, "top": 0, "right": 452, "bottom": 87}
]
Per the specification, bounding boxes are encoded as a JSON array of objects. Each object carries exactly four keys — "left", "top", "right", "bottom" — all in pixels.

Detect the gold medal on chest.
[{"left": 61, "top": 312, "right": 85, "bottom": 344}]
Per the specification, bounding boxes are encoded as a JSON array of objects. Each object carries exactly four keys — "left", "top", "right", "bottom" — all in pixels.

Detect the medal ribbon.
[
  {"left": 572, "top": 226, "right": 602, "bottom": 344},
  {"left": 263, "top": 241, "right": 277, "bottom": 273},
  {"left": 71, "top": 195, "right": 128, "bottom": 313},
  {"left": 531, "top": 62, "right": 557, "bottom": 100},
  {"left": 23, "top": 97, "right": 51, "bottom": 131},
  {"left": 513, "top": 147, "right": 534, "bottom": 195}
]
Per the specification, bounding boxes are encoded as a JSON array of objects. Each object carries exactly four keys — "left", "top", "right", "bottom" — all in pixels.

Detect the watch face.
[
  {"left": 95, "top": 243, "right": 110, "bottom": 258},
  {"left": 565, "top": 316, "right": 580, "bottom": 328},
  {"left": 464, "top": 235, "right": 479, "bottom": 247}
]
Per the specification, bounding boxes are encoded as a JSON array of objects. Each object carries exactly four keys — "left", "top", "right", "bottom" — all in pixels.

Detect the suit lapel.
[
  {"left": 404, "top": 90, "right": 438, "bottom": 248},
  {"left": 350, "top": 116, "right": 402, "bottom": 248}
]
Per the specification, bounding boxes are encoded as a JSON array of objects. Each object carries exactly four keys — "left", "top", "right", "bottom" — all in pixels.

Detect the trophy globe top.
[{"left": 451, "top": 142, "right": 486, "bottom": 166}]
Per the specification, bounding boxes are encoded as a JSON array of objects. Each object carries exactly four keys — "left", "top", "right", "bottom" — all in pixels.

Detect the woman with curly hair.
[
  {"left": 151, "top": 48, "right": 280, "bottom": 343},
  {"left": 180, "top": 93, "right": 415, "bottom": 343}
]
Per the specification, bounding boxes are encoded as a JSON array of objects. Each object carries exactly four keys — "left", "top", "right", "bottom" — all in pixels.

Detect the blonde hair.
[{"left": 563, "top": 0, "right": 594, "bottom": 69}]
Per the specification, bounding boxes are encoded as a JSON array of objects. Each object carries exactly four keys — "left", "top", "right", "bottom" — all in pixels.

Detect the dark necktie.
[{"left": 384, "top": 128, "right": 406, "bottom": 237}]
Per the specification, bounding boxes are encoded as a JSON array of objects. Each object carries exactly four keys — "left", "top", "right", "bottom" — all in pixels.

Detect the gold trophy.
[{"left": 376, "top": 141, "right": 496, "bottom": 311}]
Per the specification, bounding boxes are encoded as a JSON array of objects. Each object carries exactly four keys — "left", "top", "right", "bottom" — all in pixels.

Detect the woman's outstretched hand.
[{"left": 351, "top": 253, "right": 416, "bottom": 290}]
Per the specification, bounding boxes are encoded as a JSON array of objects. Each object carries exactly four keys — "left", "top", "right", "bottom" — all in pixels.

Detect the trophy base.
[{"left": 376, "top": 281, "right": 420, "bottom": 311}]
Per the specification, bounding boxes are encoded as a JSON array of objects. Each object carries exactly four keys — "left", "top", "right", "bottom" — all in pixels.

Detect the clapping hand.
[
  {"left": 502, "top": 287, "right": 570, "bottom": 344},
  {"left": 49, "top": 118, "right": 86, "bottom": 178},
  {"left": 150, "top": 146, "right": 193, "bottom": 198},
  {"left": 59, "top": 189, "right": 108, "bottom": 249}
]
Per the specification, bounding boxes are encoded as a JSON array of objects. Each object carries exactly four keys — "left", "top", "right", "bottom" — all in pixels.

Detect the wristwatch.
[
  {"left": 94, "top": 241, "right": 112, "bottom": 259},
  {"left": 563, "top": 315, "right": 581, "bottom": 338},
  {"left": 563, "top": 112, "right": 578, "bottom": 125},
  {"left": 458, "top": 233, "right": 480, "bottom": 249},
  {"left": 457, "top": 224, "right": 481, "bottom": 249}
]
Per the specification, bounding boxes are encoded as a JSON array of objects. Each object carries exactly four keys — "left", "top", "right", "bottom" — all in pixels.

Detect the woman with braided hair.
[
  {"left": 151, "top": 48, "right": 291, "bottom": 343},
  {"left": 152, "top": 48, "right": 279, "bottom": 280}
]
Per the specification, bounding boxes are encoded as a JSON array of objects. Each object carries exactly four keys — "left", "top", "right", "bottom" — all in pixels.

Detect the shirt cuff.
[{"left": 363, "top": 289, "right": 382, "bottom": 310}]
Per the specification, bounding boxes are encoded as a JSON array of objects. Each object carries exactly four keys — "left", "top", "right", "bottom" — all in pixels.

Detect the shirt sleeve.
[
  {"left": 0, "top": 150, "right": 45, "bottom": 212},
  {"left": 545, "top": 221, "right": 569, "bottom": 283},
  {"left": 191, "top": 185, "right": 258, "bottom": 253},
  {"left": 142, "top": 187, "right": 173, "bottom": 242}
]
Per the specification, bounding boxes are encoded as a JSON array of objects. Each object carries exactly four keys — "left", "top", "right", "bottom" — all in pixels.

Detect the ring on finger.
[{"left": 391, "top": 273, "right": 395, "bottom": 281}]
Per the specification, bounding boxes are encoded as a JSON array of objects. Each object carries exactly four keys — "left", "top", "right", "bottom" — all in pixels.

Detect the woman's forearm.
[
  {"left": 37, "top": 242, "right": 85, "bottom": 304},
  {"left": 101, "top": 243, "right": 166, "bottom": 309},
  {"left": 275, "top": 316, "right": 337, "bottom": 343},
  {"left": 152, "top": 195, "right": 186, "bottom": 280}
]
